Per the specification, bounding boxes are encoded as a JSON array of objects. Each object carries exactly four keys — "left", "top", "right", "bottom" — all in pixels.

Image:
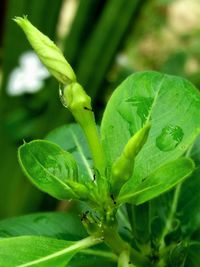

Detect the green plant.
[{"left": 0, "top": 17, "right": 200, "bottom": 267}]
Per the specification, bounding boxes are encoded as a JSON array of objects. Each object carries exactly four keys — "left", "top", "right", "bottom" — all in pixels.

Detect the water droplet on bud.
[{"left": 59, "top": 84, "right": 68, "bottom": 108}]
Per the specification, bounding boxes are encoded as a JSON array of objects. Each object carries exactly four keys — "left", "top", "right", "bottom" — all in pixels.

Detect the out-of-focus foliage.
[{"left": 109, "top": 0, "right": 200, "bottom": 88}]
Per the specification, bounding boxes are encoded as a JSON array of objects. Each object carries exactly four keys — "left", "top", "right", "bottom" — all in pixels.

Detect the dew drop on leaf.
[
  {"left": 127, "top": 96, "right": 154, "bottom": 124},
  {"left": 156, "top": 125, "right": 184, "bottom": 152},
  {"left": 59, "top": 84, "right": 68, "bottom": 108},
  {"left": 117, "top": 96, "right": 153, "bottom": 134}
]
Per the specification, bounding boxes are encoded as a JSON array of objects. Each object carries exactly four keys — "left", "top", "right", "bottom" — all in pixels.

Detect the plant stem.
[
  {"left": 102, "top": 226, "right": 150, "bottom": 267},
  {"left": 82, "top": 118, "right": 105, "bottom": 176},
  {"left": 81, "top": 248, "right": 118, "bottom": 262},
  {"left": 62, "top": 82, "right": 106, "bottom": 177},
  {"left": 159, "top": 183, "right": 182, "bottom": 251},
  {"left": 118, "top": 250, "right": 131, "bottom": 267}
]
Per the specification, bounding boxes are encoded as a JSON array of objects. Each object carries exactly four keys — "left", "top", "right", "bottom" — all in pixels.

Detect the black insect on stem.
[
  {"left": 84, "top": 106, "right": 92, "bottom": 111},
  {"left": 80, "top": 211, "right": 89, "bottom": 222},
  {"left": 110, "top": 194, "right": 117, "bottom": 205}
]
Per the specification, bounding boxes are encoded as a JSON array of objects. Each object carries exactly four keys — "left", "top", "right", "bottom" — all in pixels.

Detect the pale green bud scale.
[{"left": 14, "top": 16, "right": 76, "bottom": 84}]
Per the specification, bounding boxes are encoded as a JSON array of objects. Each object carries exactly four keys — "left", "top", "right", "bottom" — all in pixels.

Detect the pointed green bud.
[
  {"left": 123, "top": 122, "right": 151, "bottom": 159},
  {"left": 14, "top": 16, "right": 76, "bottom": 84},
  {"left": 111, "top": 123, "right": 151, "bottom": 195}
]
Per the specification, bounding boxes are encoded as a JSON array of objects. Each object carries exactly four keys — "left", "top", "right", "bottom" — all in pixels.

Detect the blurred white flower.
[{"left": 7, "top": 51, "right": 50, "bottom": 96}]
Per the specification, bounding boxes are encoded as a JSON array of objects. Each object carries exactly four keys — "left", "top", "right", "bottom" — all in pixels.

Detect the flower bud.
[
  {"left": 14, "top": 16, "right": 76, "bottom": 84},
  {"left": 111, "top": 123, "right": 151, "bottom": 195},
  {"left": 62, "top": 82, "right": 92, "bottom": 126},
  {"left": 62, "top": 83, "right": 92, "bottom": 120}
]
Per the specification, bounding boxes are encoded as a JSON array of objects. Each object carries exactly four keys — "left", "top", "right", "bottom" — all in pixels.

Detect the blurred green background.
[{"left": 0, "top": 0, "right": 200, "bottom": 219}]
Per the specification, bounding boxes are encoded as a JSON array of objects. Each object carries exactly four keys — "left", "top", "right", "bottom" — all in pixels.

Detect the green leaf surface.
[
  {"left": 118, "top": 158, "right": 194, "bottom": 204},
  {"left": 0, "top": 236, "right": 99, "bottom": 267},
  {"left": 46, "top": 123, "right": 93, "bottom": 182},
  {"left": 0, "top": 236, "right": 74, "bottom": 267},
  {"left": 68, "top": 249, "right": 116, "bottom": 267},
  {"left": 18, "top": 140, "right": 78, "bottom": 200},
  {"left": 0, "top": 212, "right": 86, "bottom": 240},
  {"left": 185, "top": 242, "right": 200, "bottom": 267},
  {"left": 126, "top": 203, "right": 151, "bottom": 245},
  {"left": 101, "top": 71, "right": 200, "bottom": 187}
]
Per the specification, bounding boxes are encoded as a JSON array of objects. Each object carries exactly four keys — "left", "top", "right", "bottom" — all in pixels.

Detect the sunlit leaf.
[{"left": 18, "top": 140, "right": 78, "bottom": 200}]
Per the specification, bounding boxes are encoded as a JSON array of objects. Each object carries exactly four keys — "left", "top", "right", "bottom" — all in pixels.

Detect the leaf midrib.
[
  {"left": 17, "top": 236, "right": 99, "bottom": 267},
  {"left": 25, "top": 143, "right": 76, "bottom": 196},
  {"left": 69, "top": 128, "right": 93, "bottom": 180}
]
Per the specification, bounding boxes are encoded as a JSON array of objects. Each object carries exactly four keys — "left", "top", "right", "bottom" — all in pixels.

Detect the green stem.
[
  {"left": 81, "top": 248, "right": 118, "bottom": 262},
  {"left": 103, "top": 226, "right": 150, "bottom": 267},
  {"left": 159, "top": 183, "right": 182, "bottom": 251},
  {"left": 118, "top": 250, "right": 131, "bottom": 267},
  {"left": 82, "top": 118, "right": 105, "bottom": 176},
  {"left": 62, "top": 82, "right": 106, "bottom": 176}
]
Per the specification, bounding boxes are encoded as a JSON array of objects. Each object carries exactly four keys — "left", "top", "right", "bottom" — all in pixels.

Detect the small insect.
[
  {"left": 84, "top": 106, "right": 92, "bottom": 111},
  {"left": 110, "top": 194, "right": 117, "bottom": 205},
  {"left": 80, "top": 210, "right": 89, "bottom": 221}
]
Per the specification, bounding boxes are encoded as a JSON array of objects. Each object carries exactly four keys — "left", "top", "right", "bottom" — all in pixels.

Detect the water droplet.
[
  {"left": 156, "top": 125, "right": 184, "bottom": 152},
  {"left": 59, "top": 84, "right": 68, "bottom": 108},
  {"left": 117, "top": 96, "right": 153, "bottom": 135},
  {"left": 127, "top": 96, "right": 154, "bottom": 124}
]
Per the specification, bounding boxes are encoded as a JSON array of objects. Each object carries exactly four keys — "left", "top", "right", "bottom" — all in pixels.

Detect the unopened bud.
[
  {"left": 123, "top": 122, "right": 151, "bottom": 159},
  {"left": 111, "top": 123, "right": 151, "bottom": 195},
  {"left": 62, "top": 82, "right": 93, "bottom": 126},
  {"left": 14, "top": 16, "right": 76, "bottom": 84}
]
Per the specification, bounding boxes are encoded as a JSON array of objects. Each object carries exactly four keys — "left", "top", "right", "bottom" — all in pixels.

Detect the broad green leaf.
[
  {"left": 0, "top": 212, "right": 86, "bottom": 240},
  {"left": 126, "top": 203, "right": 151, "bottom": 245},
  {"left": 118, "top": 158, "right": 194, "bottom": 204},
  {"left": 101, "top": 71, "right": 200, "bottom": 186},
  {"left": 0, "top": 236, "right": 74, "bottom": 267},
  {"left": 46, "top": 123, "right": 93, "bottom": 182},
  {"left": 0, "top": 236, "right": 99, "bottom": 267},
  {"left": 18, "top": 140, "right": 78, "bottom": 200},
  {"left": 68, "top": 249, "right": 117, "bottom": 267}
]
